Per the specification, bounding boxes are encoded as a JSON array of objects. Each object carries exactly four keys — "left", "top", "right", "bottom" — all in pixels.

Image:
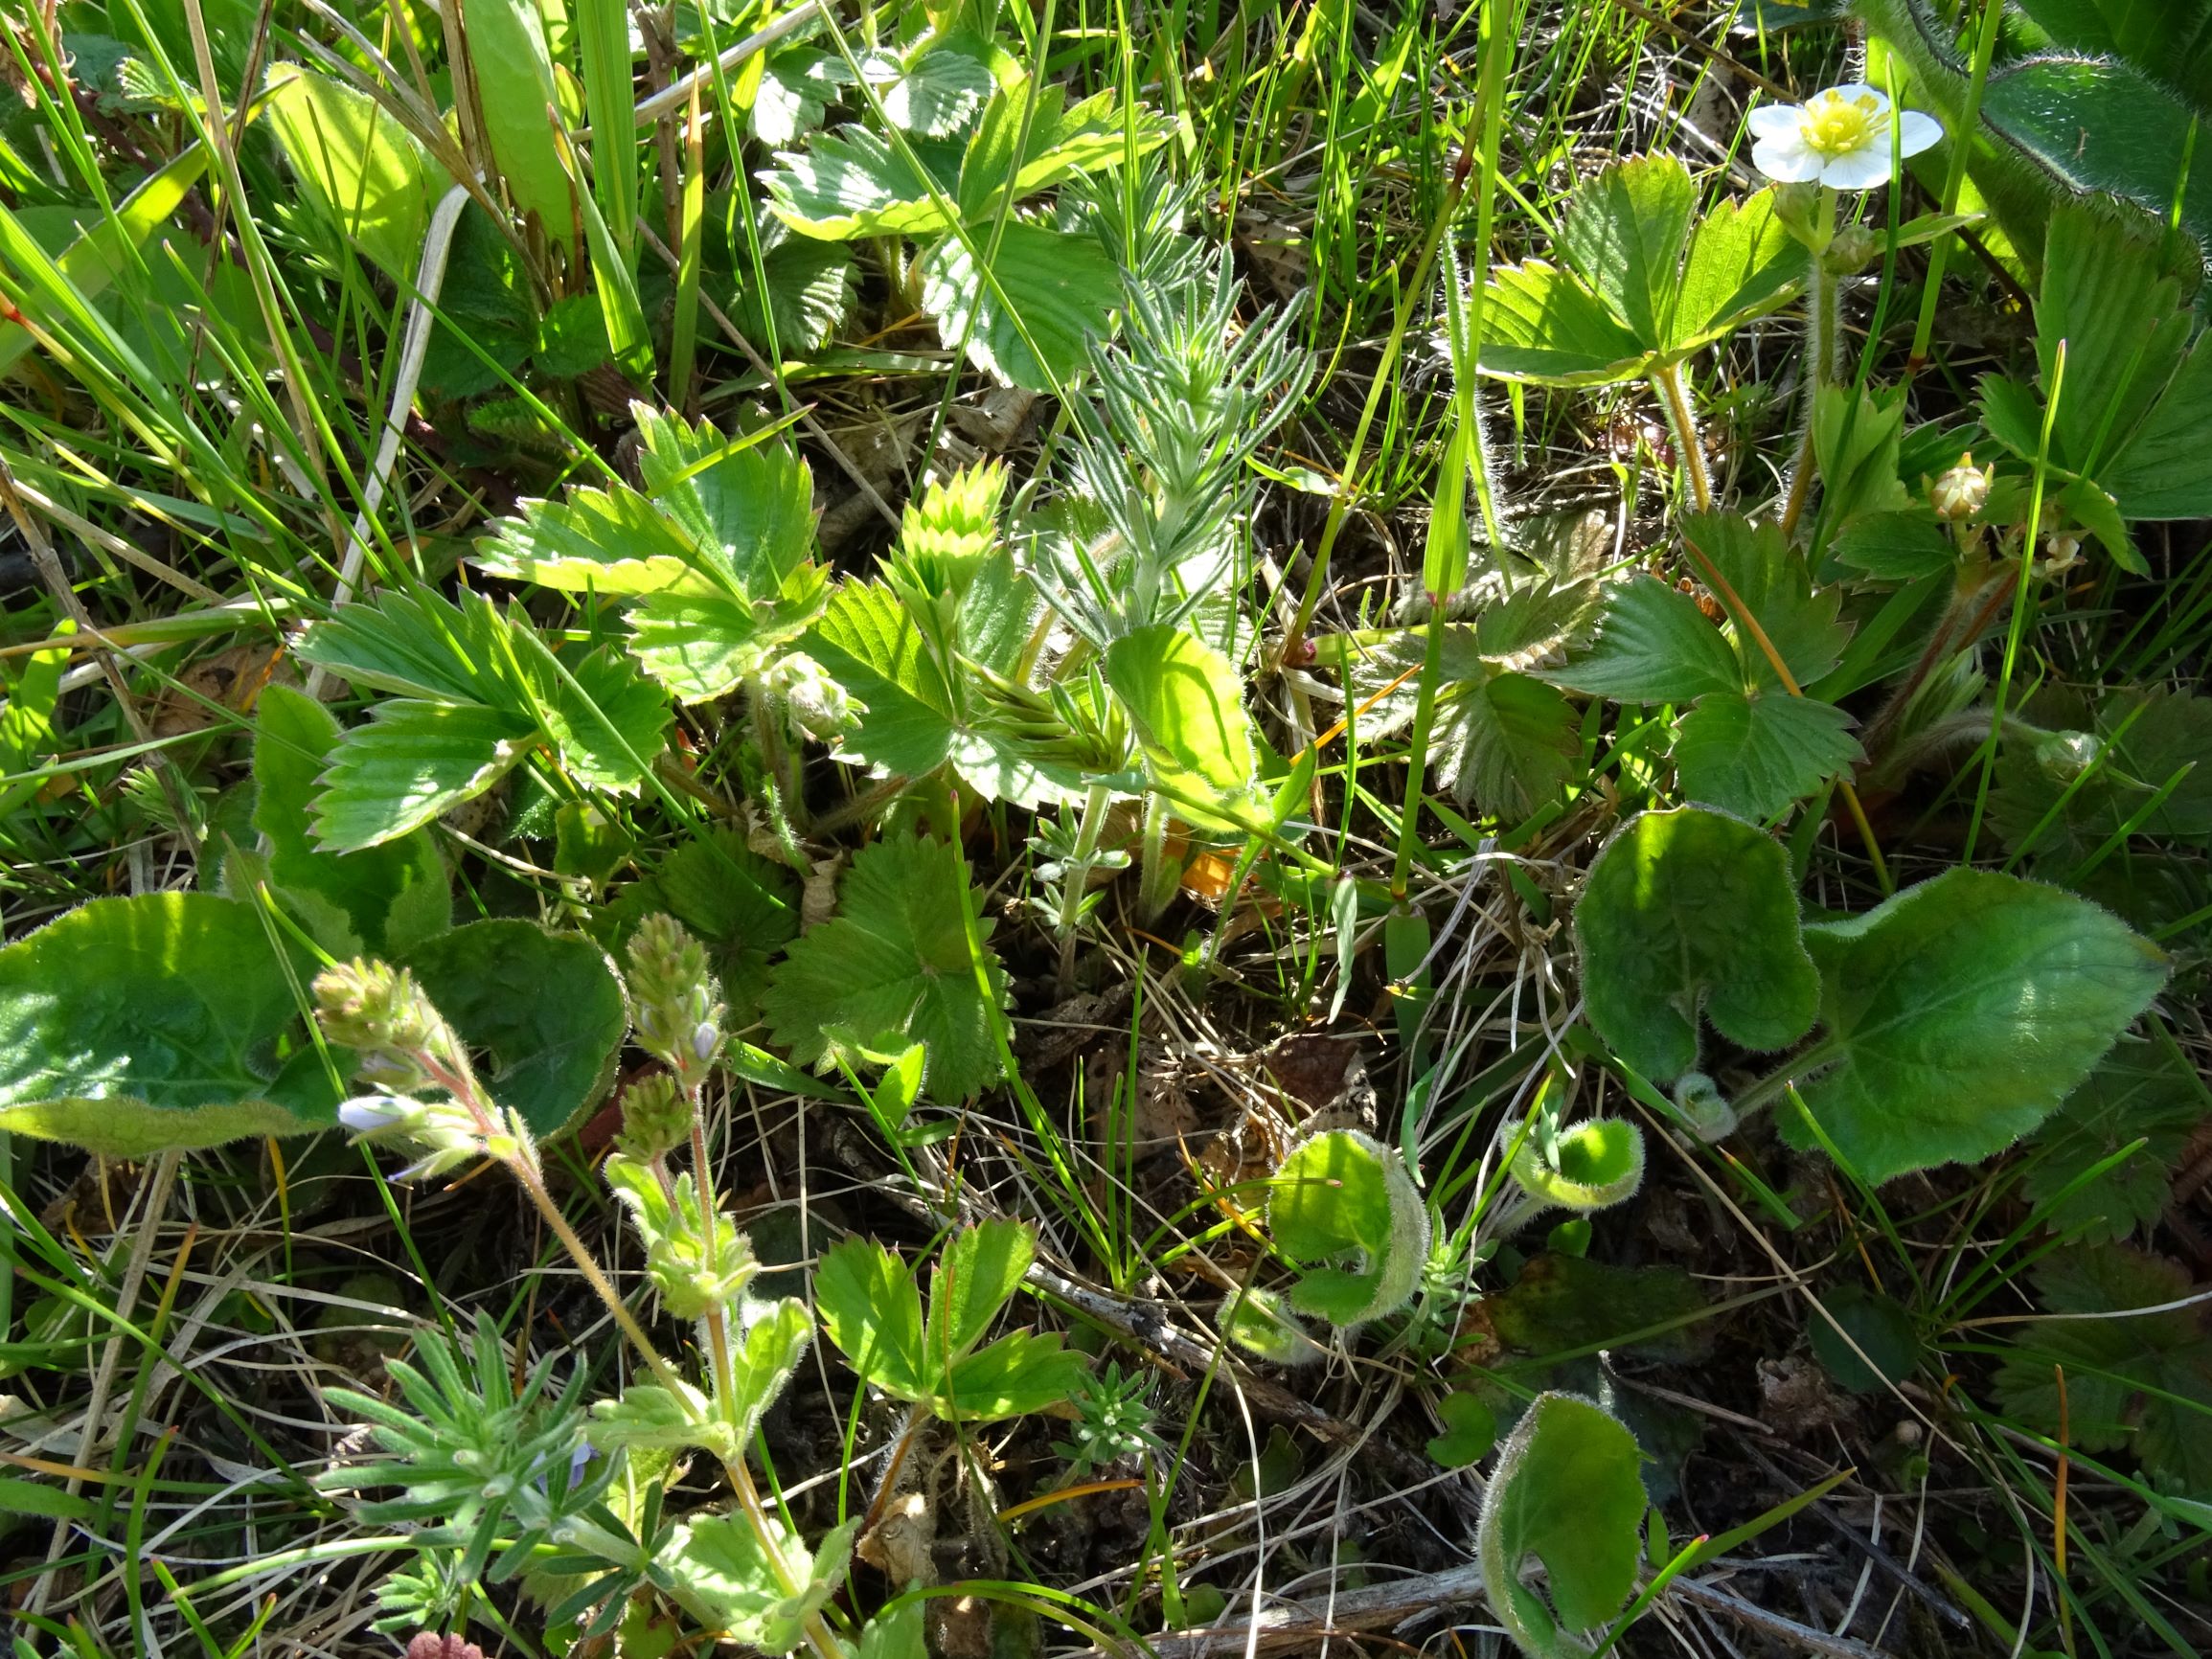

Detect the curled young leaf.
[
  {"left": 1267, "top": 1128, "right": 1429, "bottom": 1329},
  {"left": 1475, "top": 1392, "right": 1648, "bottom": 1658}
]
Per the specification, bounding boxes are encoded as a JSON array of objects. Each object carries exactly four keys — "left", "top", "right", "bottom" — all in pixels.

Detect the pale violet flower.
[{"left": 1749, "top": 84, "right": 1942, "bottom": 190}]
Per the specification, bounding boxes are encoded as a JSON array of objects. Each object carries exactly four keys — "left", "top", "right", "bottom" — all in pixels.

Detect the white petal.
[
  {"left": 1753, "top": 135, "right": 1823, "bottom": 183},
  {"left": 1821, "top": 147, "right": 1895, "bottom": 191},
  {"left": 1894, "top": 109, "right": 1944, "bottom": 158},
  {"left": 1821, "top": 82, "right": 1889, "bottom": 114},
  {"left": 1746, "top": 103, "right": 1805, "bottom": 140}
]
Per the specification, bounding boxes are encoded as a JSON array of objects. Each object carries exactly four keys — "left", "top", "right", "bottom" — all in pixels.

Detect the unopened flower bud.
[
  {"left": 626, "top": 915, "right": 724, "bottom": 1084},
  {"left": 2034, "top": 730, "right": 2101, "bottom": 781},
  {"left": 1928, "top": 453, "right": 1990, "bottom": 522},
  {"left": 314, "top": 959, "right": 439, "bottom": 1056},
  {"left": 1821, "top": 224, "right": 1881, "bottom": 274},
  {"left": 764, "top": 651, "right": 856, "bottom": 740},
  {"left": 336, "top": 1095, "right": 413, "bottom": 1135},
  {"left": 615, "top": 1073, "right": 692, "bottom": 1162}
]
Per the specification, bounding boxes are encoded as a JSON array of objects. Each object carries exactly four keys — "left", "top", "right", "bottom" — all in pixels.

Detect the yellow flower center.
[{"left": 1798, "top": 90, "right": 1883, "bottom": 158}]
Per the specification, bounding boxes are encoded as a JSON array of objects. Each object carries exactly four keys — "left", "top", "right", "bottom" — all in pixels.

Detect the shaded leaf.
[
  {"left": 1575, "top": 807, "right": 1819, "bottom": 1082},
  {"left": 1789, "top": 870, "right": 2167, "bottom": 1183}
]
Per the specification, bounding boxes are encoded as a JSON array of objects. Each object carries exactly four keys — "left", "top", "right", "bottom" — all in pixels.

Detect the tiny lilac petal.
[
  {"left": 1752, "top": 136, "right": 1823, "bottom": 183},
  {"left": 691, "top": 1023, "right": 719, "bottom": 1062},
  {"left": 1745, "top": 103, "right": 1805, "bottom": 140},
  {"left": 1895, "top": 110, "right": 1944, "bottom": 158},
  {"left": 337, "top": 1095, "right": 409, "bottom": 1134},
  {"left": 1821, "top": 148, "right": 1896, "bottom": 191}
]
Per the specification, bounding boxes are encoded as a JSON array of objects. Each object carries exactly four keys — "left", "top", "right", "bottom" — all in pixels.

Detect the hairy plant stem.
[
  {"left": 1056, "top": 781, "right": 1115, "bottom": 995},
  {"left": 1779, "top": 208, "right": 1840, "bottom": 537},
  {"left": 1135, "top": 791, "right": 1178, "bottom": 922},
  {"left": 1650, "top": 361, "right": 1715, "bottom": 513},
  {"left": 443, "top": 1052, "right": 841, "bottom": 1659}
]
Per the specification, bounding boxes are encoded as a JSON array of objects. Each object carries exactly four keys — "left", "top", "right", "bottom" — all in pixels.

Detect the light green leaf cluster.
[
  {"left": 813, "top": 1218, "right": 1088, "bottom": 1422},
  {"left": 296, "top": 585, "right": 672, "bottom": 851},
  {"left": 1479, "top": 155, "right": 1806, "bottom": 387}
]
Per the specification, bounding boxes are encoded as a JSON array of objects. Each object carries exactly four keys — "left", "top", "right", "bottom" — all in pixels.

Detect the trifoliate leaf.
[
  {"left": 920, "top": 221, "right": 1121, "bottom": 392},
  {"left": 0, "top": 893, "right": 337, "bottom": 1153},
  {"left": 629, "top": 575, "right": 832, "bottom": 703},
  {"left": 1995, "top": 1246, "right": 2212, "bottom": 1497},
  {"left": 253, "top": 685, "right": 449, "bottom": 956},
  {"left": 2021, "top": 1037, "right": 2206, "bottom": 1243},
  {"left": 1574, "top": 807, "right": 1818, "bottom": 1082},
  {"left": 761, "top": 833, "right": 1009, "bottom": 1102},
  {"left": 1674, "top": 690, "right": 1862, "bottom": 823},
  {"left": 804, "top": 570, "right": 1080, "bottom": 806},
  {"left": 815, "top": 1221, "right": 1084, "bottom": 1421},
  {"left": 1788, "top": 871, "right": 2168, "bottom": 1184}
]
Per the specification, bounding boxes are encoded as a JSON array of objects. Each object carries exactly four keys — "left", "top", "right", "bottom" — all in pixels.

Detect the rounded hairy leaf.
[
  {"left": 1104, "top": 623, "right": 1265, "bottom": 829},
  {"left": 399, "top": 920, "right": 627, "bottom": 1139},
  {"left": 1787, "top": 870, "right": 2167, "bottom": 1184},
  {"left": 1268, "top": 1128, "right": 1428, "bottom": 1329},
  {"left": 1476, "top": 1392, "right": 1647, "bottom": 1650},
  {"left": 1512, "top": 1119, "right": 1645, "bottom": 1214},
  {"left": 1574, "top": 807, "right": 1819, "bottom": 1081},
  {"left": 0, "top": 893, "right": 337, "bottom": 1153}
]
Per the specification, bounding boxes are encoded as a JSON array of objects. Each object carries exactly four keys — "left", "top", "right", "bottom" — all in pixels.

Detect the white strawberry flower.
[{"left": 1748, "top": 83, "right": 1943, "bottom": 191}]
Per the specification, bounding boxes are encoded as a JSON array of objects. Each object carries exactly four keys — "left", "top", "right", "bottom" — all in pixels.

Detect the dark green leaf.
[
  {"left": 1542, "top": 577, "right": 1741, "bottom": 705},
  {"left": 761, "top": 833, "right": 1008, "bottom": 1102},
  {"left": 1674, "top": 691, "right": 1861, "bottom": 823},
  {"left": 1789, "top": 870, "right": 2168, "bottom": 1183},
  {"left": 399, "top": 920, "right": 627, "bottom": 1139}
]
